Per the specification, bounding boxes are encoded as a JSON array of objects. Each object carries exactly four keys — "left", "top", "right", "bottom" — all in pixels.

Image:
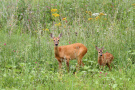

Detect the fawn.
[
  {"left": 96, "top": 46, "right": 114, "bottom": 71},
  {"left": 50, "top": 33, "right": 87, "bottom": 72}
]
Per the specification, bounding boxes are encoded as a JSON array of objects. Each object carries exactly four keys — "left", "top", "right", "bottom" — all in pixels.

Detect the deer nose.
[
  {"left": 100, "top": 55, "right": 102, "bottom": 56},
  {"left": 55, "top": 44, "right": 58, "bottom": 46}
]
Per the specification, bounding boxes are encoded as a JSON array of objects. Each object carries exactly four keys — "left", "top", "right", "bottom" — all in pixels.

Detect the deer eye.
[
  {"left": 58, "top": 40, "right": 59, "bottom": 41},
  {"left": 99, "top": 52, "right": 100, "bottom": 53}
]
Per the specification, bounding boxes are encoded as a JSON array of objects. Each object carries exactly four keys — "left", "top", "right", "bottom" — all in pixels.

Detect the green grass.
[{"left": 0, "top": 0, "right": 135, "bottom": 89}]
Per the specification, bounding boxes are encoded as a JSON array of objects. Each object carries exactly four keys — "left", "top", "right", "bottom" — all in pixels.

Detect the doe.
[{"left": 50, "top": 33, "right": 87, "bottom": 72}]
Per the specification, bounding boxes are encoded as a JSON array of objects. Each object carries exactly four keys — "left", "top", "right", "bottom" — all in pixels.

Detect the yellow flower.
[
  {"left": 86, "top": 11, "right": 92, "bottom": 16},
  {"left": 64, "top": 26, "right": 66, "bottom": 28},
  {"left": 51, "top": 9, "right": 57, "bottom": 12},
  {"left": 62, "top": 17, "right": 66, "bottom": 20},
  {"left": 99, "top": 13, "right": 105, "bottom": 16},
  {"left": 104, "top": 18, "right": 107, "bottom": 20},
  {"left": 132, "top": 4, "right": 135, "bottom": 5},
  {"left": 45, "top": 28, "right": 49, "bottom": 31},
  {"left": 95, "top": 16, "right": 100, "bottom": 20},
  {"left": 88, "top": 18, "right": 93, "bottom": 20},
  {"left": 88, "top": 11, "right": 92, "bottom": 16},
  {"left": 52, "top": 13, "right": 60, "bottom": 17},
  {"left": 58, "top": 23, "right": 61, "bottom": 26},
  {"left": 55, "top": 23, "right": 61, "bottom": 26}
]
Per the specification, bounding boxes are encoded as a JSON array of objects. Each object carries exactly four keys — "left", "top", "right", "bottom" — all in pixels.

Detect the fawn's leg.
[
  {"left": 58, "top": 61, "right": 62, "bottom": 69},
  {"left": 107, "top": 63, "right": 111, "bottom": 71}
]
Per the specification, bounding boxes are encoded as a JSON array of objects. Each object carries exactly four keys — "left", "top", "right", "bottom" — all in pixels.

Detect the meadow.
[{"left": 0, "top": 0, "right": 135, "bottom": 89}]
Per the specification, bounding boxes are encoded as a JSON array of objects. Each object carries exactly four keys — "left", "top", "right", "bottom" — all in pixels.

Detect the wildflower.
[
  {"left": 64, "top": 26, "right": 66, "bottom": 28},
  {"left": 99, "top": 13, "right": 105, "bottom": 16},
  {"left": 35, "top": 62, "right": 37, "bottom": 63},
  {"left": 55, "top": 23, "right": 61, "bottom": 26},
  {"left": 52, "top": 13, "right": 60, "bottom": 17},
  {"left": 86, "top": 11, "right": 92, "bottom": 16},
  {"left": 66, "top": 21, "right": 67, "bottom": 23},
  {"left": 62, "top": 17, "right": 66, "bottom": 20},
  {"left": 4, "top": 43, "right": 6, "bottom": 45},
  {"left": 69, "top": 42, "right": 71, "bottom": 44},
  {"left": 88, "top": 18, "right": 93, "bottom": 20},
  {"left": 88, "top": 11, "right": 92, "bottom": 16},
  {"left": 132, "top": 4, "right": 135, "bottom": 5},
  {"left": 95, "top": 16, "right": 100, "bottom": 20},
  {"left": 57, "top": 23, "right": 61, "bottom": 26},
  {"left": 13, "top": 50, "right": 15, "bottom": 52},
  {"left": 104, "top": 18, "right": 107, "bottom": 20},
  {"left": 99, "top": 76, "right": 101, "bottom": 77},
  {"left": 92, "top": 13, "right": 99, "bottom": 16},
  {"left": 99, "top": 72, "right": 102, "bottom": 74},
  {"left": 105, "top": 73, "right": 107, "bottom": 77},
  {"left": 45, "top": 28, "right": 49, "bottom": 31},
  {"left": 51, "top": 9, "right": 57, "bottom": 12},
  {"left": 100, "top": 13, "right": 107, "bottom": 16}
]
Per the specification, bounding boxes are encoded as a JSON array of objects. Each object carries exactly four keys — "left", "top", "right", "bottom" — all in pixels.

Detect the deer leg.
[
  {"left": 78, "top": 56, "right": 84, "bottom": 66},
  {"left": 66, "top": 59, "right": 70, "bottom": 72},
  {"left": 81, "top": 61, "right": 85, "bottom": 67},
  {"left": 57, "top": 58, "right": 62, "bottom": 70},
  {"left": 99, "top": 65, "right": 101, "bottom": 70},
  {"left": 107, "top": 63, "right": 111, "bottom": 71},
  {"left": 58, "top": 61, "right": 62, "bottom": 69}
]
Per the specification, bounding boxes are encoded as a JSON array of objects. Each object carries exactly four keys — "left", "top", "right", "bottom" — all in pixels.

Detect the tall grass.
[{"left": 0, "top": 0, "right": 135, "bottom": 89}]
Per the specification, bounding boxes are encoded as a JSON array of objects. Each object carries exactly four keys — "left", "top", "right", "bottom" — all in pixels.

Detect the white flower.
[{"left": 92, "top": 13, "right": 99, "bottom": 16}]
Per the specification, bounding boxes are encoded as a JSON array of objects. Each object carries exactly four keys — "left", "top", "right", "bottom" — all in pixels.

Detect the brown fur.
[
  {"left": 96, "top": 46, "right": 114, "bottom": 71},
  {"left": 51, "top": 33, "right": 87, "bottom": 72}
]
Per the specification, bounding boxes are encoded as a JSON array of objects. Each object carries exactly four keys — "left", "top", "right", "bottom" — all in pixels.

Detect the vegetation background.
[{"left": 0, "top": 0, "right": 135, "bottom": 89}]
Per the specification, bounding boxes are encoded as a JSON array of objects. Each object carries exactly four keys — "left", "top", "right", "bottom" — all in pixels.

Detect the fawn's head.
[
  {"left": 50, "top": 33, "right": 62, "bottom": 46},
  {"left": 96, "top": 46, "right": 104, "bottom": 56}
]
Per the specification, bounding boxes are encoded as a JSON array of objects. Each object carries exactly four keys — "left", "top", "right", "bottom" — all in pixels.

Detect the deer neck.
[{"left": 54, "top": 46, "right": 59, "bottom": 57}]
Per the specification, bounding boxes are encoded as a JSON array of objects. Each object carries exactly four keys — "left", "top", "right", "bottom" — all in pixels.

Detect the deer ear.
[
  {"left": 50, "top": 33, "right": 54, "bottom": 38},
  {"left": 95, "top": 46, "right": 99, "bottom": 51},
  {"left": 59, "top": 33, "right": 62, "bottom": 38},
  {"left": 101, "top": 46, "right": 104, "bottom": 50}
]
